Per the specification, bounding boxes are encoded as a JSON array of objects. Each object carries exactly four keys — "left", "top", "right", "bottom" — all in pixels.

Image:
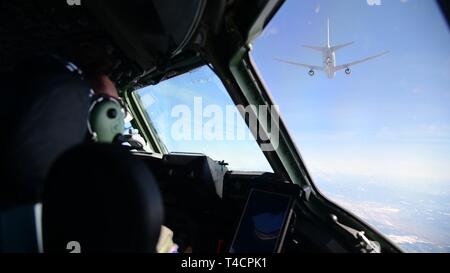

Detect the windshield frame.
[
  {"left": 121, "top": 0, "right": 430, "bottom": 253},
  {"left": 124, "top": 88, "right": 168, "bottom": 154}
]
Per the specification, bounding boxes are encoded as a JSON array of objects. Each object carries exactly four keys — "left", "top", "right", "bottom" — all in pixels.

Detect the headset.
[
  {"left": 87, "top": 94, "right": 126, "bottom": 143},
  {"left": 44, "top": 54, "right": 126, "bottom": 144}
]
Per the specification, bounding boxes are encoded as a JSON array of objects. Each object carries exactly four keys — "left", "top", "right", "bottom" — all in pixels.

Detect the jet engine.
[
  {"left": 345, "top": 67, "right": 351, "bottom": 75},
  {"left": 308, "top": 69, "right": 315, "bottom": 76}
]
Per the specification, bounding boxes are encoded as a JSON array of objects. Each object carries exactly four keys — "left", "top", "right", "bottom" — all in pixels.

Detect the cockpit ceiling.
[{"left": 0, "top": 0, "right": 207, "bottom": 89}]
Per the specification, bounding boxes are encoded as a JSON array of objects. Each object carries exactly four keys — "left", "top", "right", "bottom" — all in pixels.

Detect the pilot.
[{"left": 68, "top": 45, "right": 180, "bottom": 252}]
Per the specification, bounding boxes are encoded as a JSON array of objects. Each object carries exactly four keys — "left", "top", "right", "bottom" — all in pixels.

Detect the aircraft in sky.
[{"left": 276, "top": 19, "right": 389, "bottom": 79}]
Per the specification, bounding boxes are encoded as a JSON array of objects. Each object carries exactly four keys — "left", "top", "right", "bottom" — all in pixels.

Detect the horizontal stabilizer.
[
  {"left": 302, "top": 45, "right": 326, "bottom": 52},
  {"left": 331, "top": 41, "right": 354, "bottom": 52}
]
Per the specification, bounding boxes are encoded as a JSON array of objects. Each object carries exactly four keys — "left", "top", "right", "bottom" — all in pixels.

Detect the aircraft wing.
[
  {"left": 335, "top": 51, "right": 389, "bottom": 71},
  {"left": 275, "top": 59, "right": 324, "bottom": 71}
]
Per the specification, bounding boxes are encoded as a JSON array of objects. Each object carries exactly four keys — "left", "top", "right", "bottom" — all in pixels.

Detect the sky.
[{"left": 252, "top": 0, "right": 450, "bottom": 188}]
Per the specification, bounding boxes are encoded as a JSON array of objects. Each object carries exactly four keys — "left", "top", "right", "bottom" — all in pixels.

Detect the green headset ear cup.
[{"left": 89, "top": 99, "right": 125, "bottom": 143}]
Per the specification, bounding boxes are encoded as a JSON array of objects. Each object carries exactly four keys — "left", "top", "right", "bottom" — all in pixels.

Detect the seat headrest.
[
  {"left": 42, "top": 143, "right": 164, "bottom": 253},
  {"left": 0, "top": 55, "right": 91, "bottom": 209}
]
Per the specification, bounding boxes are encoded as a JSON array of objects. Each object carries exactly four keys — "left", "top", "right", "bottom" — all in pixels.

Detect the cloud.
[
  {"left": 315, "top": 4, "right": 320, "bottom": 14},
  {"left": 140, "top": 93, "right": 156, "bottom": 108},
  {"left": 305, "top": 150, "right": 450, "bottom": 182},
  {"left": 399, "top": 0, "right": 408, "bottom": 3},
  {"left": 442, "top": 57, "right": 450, "bottom": 80},
  {"left": 299, "top": 124, "right": 450, "bottom": 181},
  {"left": 260, "top": 27, "right": 279, "bottom": 39},
  {"left": 377, "top": 124, "right": 450, "bottom": 144},
  {"left": 397, "top": 80, "right": 429, "bottom": 95},
  {"left": 295, "top": 131, "right": 358, "bottom": 142},
  {"left": 367, "top": 0, "right": 382, "bottom": 6},
  {"left": 387, "top": 235, "right": 431, "bottom": 245},
  {"left": 411, "top": 87, "right": 425, "bottom": 94},
  {"left": 324, "top": 195, "right": 401, "bottom": 228}
]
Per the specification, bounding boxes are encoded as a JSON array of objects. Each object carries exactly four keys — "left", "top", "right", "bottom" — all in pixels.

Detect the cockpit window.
[
  {"left": 135, "top": 66, "right": 273, "bottom": 172},
  {"left": 251, "top": 0, "right": 450, "bottom": 252}
]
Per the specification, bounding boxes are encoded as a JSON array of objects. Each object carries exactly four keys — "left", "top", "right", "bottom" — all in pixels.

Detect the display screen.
[{"left": 230, "top": 189, "right": 293, "bottom": 253}]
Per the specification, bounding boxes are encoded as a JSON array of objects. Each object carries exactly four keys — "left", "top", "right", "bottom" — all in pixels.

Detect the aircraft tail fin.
[{"left": 327, "top": 18, "right": 331, "bottom": 47}]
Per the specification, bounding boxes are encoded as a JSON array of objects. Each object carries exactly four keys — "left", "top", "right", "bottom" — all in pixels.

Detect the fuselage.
[{"left": 323, "top": 47, "right": 336, "bottom": 79}]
